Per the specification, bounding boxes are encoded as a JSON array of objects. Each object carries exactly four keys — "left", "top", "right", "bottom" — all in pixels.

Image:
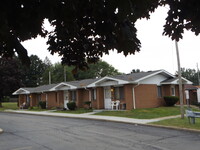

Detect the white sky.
[{"left": 22, "top": 7, "right": 200, "bottom": 75}]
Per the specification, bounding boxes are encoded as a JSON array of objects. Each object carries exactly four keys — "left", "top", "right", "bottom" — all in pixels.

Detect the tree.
[
  {"left": 0, "top": 0, "right": 159, "bottom": 69},
  {"left": 179, "top": 68, "right": 198, "bottom": 85},
  {"left": 75, "top": 60, "right": 121, "bottom": 80},
  {"left": 0, "top": 57, "right": 22, "bottom": 107},
  {"left": 42, "top": 63, "right": 75, "bottom": 84},
  {"left": 131, "top": 69, "right": 141, "bottom": 73},
  {"left": 21, "top": 55, "right": 48, "bottom": 87},
  {"left": 161, "top": 0, "right": 200, "bottom": 41},
  {"left": 0, "top": 1, "right": 199, "bottom": 69}
]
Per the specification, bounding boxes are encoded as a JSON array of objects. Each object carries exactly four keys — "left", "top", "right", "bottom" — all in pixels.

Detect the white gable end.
[
  {"left": 98, "top": 80, "right": 118, "bottom": 86},
  {"left": 139, "top": 74, "right": 168, "bottom": 85}
]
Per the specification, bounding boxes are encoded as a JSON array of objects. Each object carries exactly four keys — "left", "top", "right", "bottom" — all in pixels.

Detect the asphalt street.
[{"left": 0, "top": 112, "right": 200, "bottom": 150}]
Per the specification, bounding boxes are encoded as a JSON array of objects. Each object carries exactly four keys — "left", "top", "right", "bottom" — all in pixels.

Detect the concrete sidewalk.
[{"left": 4, "top": 109, "right": 180, "bottom": 124}]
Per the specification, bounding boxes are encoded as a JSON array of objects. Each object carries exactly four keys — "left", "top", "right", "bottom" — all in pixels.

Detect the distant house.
[
  {"left": 185, "top": 85, "right": 200, "bottom": 105},
  {"left": 13, "top": 70, "right": 192, "bottom": 110}
]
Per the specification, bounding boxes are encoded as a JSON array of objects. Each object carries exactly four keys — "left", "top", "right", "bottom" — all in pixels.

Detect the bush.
[
  {"left": 38, "top": 101, "right": 46, "bottom": 109},
  {"left": 67, "top": 101, "right": 76, "bottom": 110},
  {"left": 2, "top": 96, "right": 10, "bottom": 102},
  {"left": 164, "top": 96, "right": 179, "bottom": 106},
  {"left": 84, "top": 101, "right": 91, "bottom": 109}
]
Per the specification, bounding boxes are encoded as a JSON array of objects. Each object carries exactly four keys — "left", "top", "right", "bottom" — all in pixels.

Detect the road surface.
[{"left": 0, "top": 112, "right": 200, "bottom": 150}]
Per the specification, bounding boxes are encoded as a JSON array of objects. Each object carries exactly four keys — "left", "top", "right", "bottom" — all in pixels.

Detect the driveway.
[{"left": 0, "top": 112, "right": 200, "bottom": 150}]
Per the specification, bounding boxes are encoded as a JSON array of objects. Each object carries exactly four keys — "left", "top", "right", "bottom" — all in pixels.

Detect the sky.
[{"left": 22, "top": 7, "right": 200, "bottom": 75}]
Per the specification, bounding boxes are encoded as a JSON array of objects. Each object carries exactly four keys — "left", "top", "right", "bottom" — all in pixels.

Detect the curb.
[
  {"left": 145, "top": 123, "right": 200, "bottom": 134},
  {"left": 0, "top": 128, "right": 3, "bottom": 134},
  {"left": 2, "top": 111, "right": 200, "bottom": 134}
]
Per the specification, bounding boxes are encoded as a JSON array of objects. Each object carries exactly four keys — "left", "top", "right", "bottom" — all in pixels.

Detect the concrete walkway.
[{"left": 4, "top": 109, "right": 180, "bottom": 124}]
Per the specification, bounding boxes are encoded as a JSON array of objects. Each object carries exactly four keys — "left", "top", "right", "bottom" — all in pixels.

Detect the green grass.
[
  {"left": 0, "top": 102, "right": 18, "bottom": 111},
  {"left": 94, "top": 107, "right": 200, "bottom": 119},
  {"left": 28, "top": 106, "right": 47, "bottom": 111},
  {"left": 54, "top": 108, "right": 93, "bottom": 114},
  {"left": 150, "top": 117, "right": 200, "bottom": 130}
]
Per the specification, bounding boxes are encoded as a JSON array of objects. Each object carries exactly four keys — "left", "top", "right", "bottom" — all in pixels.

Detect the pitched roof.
[
  {"left": 185, "top": 84, "right": 198, "bottom": 90},
  {"left": 161, "top": 77, "right": 193, "bottom": 85},
  {"left": 13, "top": 69, "right": 192, "bottom": 94},
  {"left": 66, "top": 78, "right": 100, "bottom": 88},
  {"left": 33, "top": 83, "right": 58, "bottom": 93},
  {"left": 113, "top": 70, "right": 164, "bottom": 82}
]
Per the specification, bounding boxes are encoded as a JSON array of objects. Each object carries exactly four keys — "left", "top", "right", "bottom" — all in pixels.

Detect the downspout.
[{"left": 132, "top": 83, "right": 140, "bottom": 109}]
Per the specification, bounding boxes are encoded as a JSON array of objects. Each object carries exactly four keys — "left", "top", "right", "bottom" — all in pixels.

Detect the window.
[
  {"left": 157, "top": 86, "right": 162, "bottom": 98},
  {"left": 91, "top": 89, "right": 96, "bottom": 101},
  {"left": 114, "top": 87, "right": 124, "bottom": 100},
  {"left": 71, "top": 91, "right": 76, "bottom": 101},
  {"left": 171, "top": 86, "right": 175, "bottom": 96}
]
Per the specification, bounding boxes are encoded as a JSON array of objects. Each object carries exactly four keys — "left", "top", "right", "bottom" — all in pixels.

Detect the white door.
[
  {"left": 64, "top": 91, "right": 69, "bottom": 109},
  {"left": 104, "top": 87, "right": 111, "bottom": 109},
  {"left": 197, "top": 89, "right": 200, "bottom": 103}
]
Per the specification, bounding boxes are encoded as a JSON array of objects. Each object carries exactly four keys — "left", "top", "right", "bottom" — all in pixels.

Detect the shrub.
[
  {"left": 38, "top": 101, "right": 46, "bottom": 109},
  {"left": 67, "top": 101, "right": 76, "bottom": 110},
  {"left": 2, "top": 96, "right": 10, "bottom": 102},
  {"left": 84, "top": 101, "right": 91, "bottom": 109},
  {"left": 164, "top": 96, "right": 179, "bottom": 106},
  {"left": 28, "top": 106, "right": 33, "bottom": 110}
]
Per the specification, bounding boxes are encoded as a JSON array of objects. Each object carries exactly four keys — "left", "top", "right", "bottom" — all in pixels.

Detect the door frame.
[{"left": 104, "top": 86, "right": 111, "bottom": 109}]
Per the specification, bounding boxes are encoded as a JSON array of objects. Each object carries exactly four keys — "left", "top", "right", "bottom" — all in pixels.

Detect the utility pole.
[
  {"left": 197, "top": 63, "right": 200, "bottom": 85},
  {"left": 175, "top": 40, "right": 184, "bottom": 119},
  {"left": 49, "top": 71, "right": 51, "bottom": 84},
  {"left": 64, "top": 65, "right": 67, "bottom": 82}
]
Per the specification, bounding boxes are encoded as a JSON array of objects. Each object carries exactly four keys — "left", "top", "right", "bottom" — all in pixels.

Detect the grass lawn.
[
  {"left": 94, "top": 106, "right": 200, "bottom": 119},
  {"left": 28, "top": 106, "right": 47, "bottom": 111},
  {"left": 150, "top": 117, "right": 200, "bottom": 130},
  {"left": 0, "top": 102, "right": 18, "bottom": 111},
  {"left": 54, "top": 108, "right": 93, "bottom": 114}
]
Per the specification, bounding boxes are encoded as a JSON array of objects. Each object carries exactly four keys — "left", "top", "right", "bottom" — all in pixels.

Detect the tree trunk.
[{"left": 0, "top": 102, "right": 2, "bottom": 108}]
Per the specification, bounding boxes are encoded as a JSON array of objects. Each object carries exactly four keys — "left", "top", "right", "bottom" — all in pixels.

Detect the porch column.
[{"left": 96, "top": 87, "right": 104, "bottom": 109}]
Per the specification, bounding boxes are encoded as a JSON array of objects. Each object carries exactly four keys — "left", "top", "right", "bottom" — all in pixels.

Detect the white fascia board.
[
  {"left": 133, "top": 70, "right": 175, "bottom": 83},
  {"left": 12, "top": 88, "right": 30, "bottom": 95},
  {"left": 181, "top": 77, "right": 193, "bottom": 84},
  {"left": 161, "top": 78, "right": 193, "bottom": 85},
  {"left": 87, "top": 76, "right": 129, "bottom": 88},
  {"left": 49, "top": 82, "right": 77, "bottom": 91}
]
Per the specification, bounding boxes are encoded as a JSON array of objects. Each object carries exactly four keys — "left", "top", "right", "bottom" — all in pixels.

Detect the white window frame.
[
  {"left": 157, "top": 86, "right": 162, "bottom": 98},
  {"left": 171, "top": 85, "right": 175, "bottom": 96}
]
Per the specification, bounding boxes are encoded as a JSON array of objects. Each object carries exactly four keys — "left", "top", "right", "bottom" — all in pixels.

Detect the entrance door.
[
  {"left": 64, "top": 91, "right": 69, "bottom": 109},
  {"left": 104, "top": 87, "right": 111, "bottom": 109}
]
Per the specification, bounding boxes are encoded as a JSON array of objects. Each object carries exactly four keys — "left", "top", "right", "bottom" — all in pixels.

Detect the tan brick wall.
[
  {"left": 30, "top": 94, "right": 37, "bottom": 107},
  {"left": 18, "top": 95, "right": 26, "bottom": 106},
  {"left": 162, "top": 85, "right": 171, "bottom": 97},
  {"left": 124, "top": 84, "right": 133, "bottom": 110},
  {"left": 57, "top": 91, "right": 64, "bottom": 108},
  {"left": 135, "top": 84, "right": 165, "bottom": 109},
  {"left": 41, "top": 93, "right": 46, "bottom": 102},
  {"left": 76, "top": 89, "right": 83, "bottom": 108},
  {"left": 96, "top": 87, "right": 104, "bottom": 109},
  {"left": 46, "top": 92, "right": 57, "bottom": 108}
]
